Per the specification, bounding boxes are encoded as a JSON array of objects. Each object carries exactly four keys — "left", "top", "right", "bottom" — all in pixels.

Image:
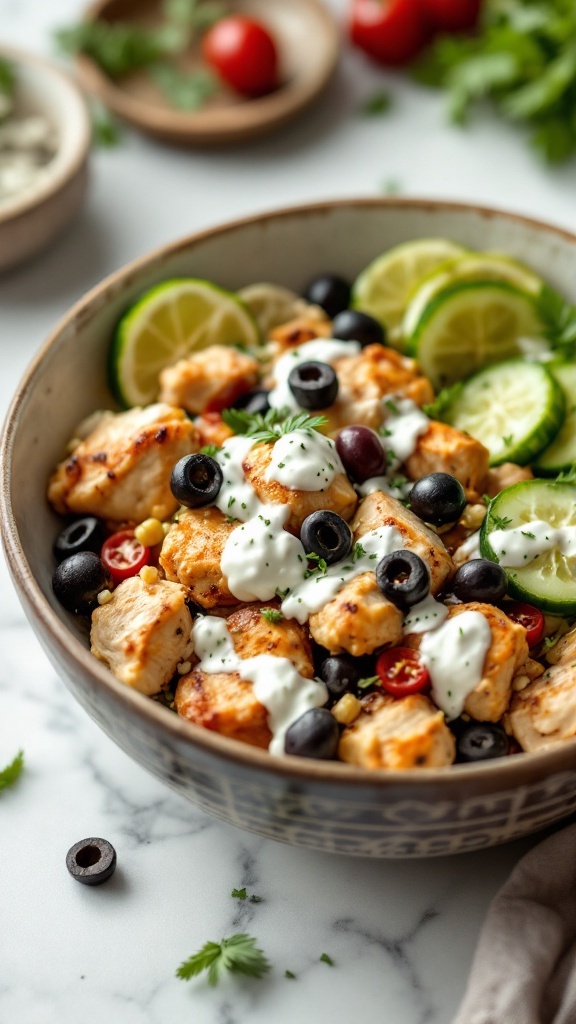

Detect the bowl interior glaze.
[{"left": 4, "top": 199, "right": 576, "bottom": 859}]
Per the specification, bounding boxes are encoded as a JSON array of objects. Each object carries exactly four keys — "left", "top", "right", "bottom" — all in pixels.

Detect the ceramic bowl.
[
  {"left": 0, "top": 46, "right": 91, "bottom": 274},
  {"left": 75, "top": 0, "right": 339, "bottom": 145},
  {"left": 3, "top": 198, "right": 576, "bottom": 859}
]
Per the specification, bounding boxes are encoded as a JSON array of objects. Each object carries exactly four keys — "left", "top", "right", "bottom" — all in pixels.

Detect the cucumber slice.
[
  {"left": 406, "top": 280, "right": 543, "bottom": 388},
  {"left": 480, "top": 479, "right": 576, "bottom": 613},
  {"left": 534, "top": 360, "right": 576, "bottom": 475},
  {"left": 441, "top": 359, "right": 565, "bottom": 466}
]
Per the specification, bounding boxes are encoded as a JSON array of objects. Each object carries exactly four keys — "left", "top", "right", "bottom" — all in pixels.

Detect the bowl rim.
[
  {"left": 74, "top": 0, "right": 339, "bottom": 143},
  {"left": 0, "top": 44, "right": 91, "bottom": 226},
  {"left": 3, "top": 195, "right": 576, "bottom": 790}
]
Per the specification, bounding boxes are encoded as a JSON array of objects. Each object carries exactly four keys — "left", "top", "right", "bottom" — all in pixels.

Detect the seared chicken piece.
[
  {"left": 160, "top": 506, "right": 240, "bottom": 609},
  {"left": 268, "top": 309, "right": 332, "bottom": 356},
  {"left": 90, "top": 574, "right": 193, "bottom": 696},
  {"left": 485, "top": 462, "right": 533, "bottom": 499},
  {"left": 334, "top": 344, "right": 434, "bottom": 410},
  {"left": 351, "top": 490, "right": 453, "bottom": 594},
  {"left": 175, "top": 605, "right": 314, "bottom": 748},
  {"left": 48, "top": 404, "right": 198, "bottom": 524},
  {"left": 242, "top": 442, "right": 358, "bottom": 533},
  {"left": 506, "top": 625, "right": 576, "bottom": 751},
  {"left": 339, "top": 691, "right": 455, "bottom": 769},
  {"left": 158, "top": 345, "right": 259, "bottom": 415},
  {"left": 406, "top": 602, "right": 528, "bottom": 722},
  {"left": 195, "top": 412, "right": 234, "bottom": 450},
  {"left": 309, "top": 572, "right": 403, "bottom": 656},
  {"left": 404, "top": 421, "right": 490, "bottom": 502}
]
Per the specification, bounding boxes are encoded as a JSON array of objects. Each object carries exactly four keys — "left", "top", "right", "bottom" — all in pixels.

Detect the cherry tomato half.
[
  {"left": 350, "top": 0, "right": 429, "bottom": 67},
  {"left": 202, "top": 16, "right": 278, "bottom": 98},
  {"left": 376, "top": 647, "right": 430, "bottom": 697},
  {"left": 503, "top": 601, "right": 545, "bottom": 648},
  {"left": 101, "top": 531, "right": 150, "bottom": 585},
  {"left": 418, "top": 0, "right": 482, "bottom": 33}
]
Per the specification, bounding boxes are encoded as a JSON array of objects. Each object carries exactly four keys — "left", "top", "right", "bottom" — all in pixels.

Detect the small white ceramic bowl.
[{"left": 0, "top": 46, "right": 91, "bottom": 273}]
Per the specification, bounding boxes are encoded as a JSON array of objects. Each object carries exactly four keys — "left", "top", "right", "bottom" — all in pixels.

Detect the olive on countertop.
[{"left": 66, "top": 837, "right": 117, "bottom": 885}]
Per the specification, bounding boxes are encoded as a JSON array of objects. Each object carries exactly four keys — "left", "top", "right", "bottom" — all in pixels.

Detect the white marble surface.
[{"left": 1, "top": 2, "right": 576, "bottom": 1021}]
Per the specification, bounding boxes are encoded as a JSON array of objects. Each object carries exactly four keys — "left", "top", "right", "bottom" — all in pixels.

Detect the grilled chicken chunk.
[
  {"left": 334, "top": 344, "right": 434, "bottom": 410},
  {"left": 406, "top": 602, "right": 528, "bottom": 722},
  {"left": 48, "top": 404, "right": 198, "bottom": 524},
  {"left": 175, "top": 606, "right": 313, "bottom": 748},
  {"left": 268, "top": 309, "right": 332, "bottom": 355},
  {"left": 242, "top": 441, "right": 358, "bottom": 533},
  {"left": 485, "top": 462, "right": 533, "bottom": 498},
  {"left": 160, "top": 506, "right": 240, "bottom": 609},
  {"left": 404, "top": 421, "right": 490, "bottom": 502},
  {"left": 309, "top": 572, "right": 403, "bottom": 656},
  {"left": 195, "top": 412, "right": 234, "bottom": 449},
  {"left": 351, "top": 490, "right": 454, "bottom": 594},
  {"left": 158, "top": 345, "right": 259, "bottom": 415},
  {"left": 338, "top": 691, "right": 455, "bottom": 769},
  {"left": 506, "top": 624, "right": 576, "bottom": 752},
  {"left": 90, "top": 574, "right": 193, "bottom": 696}
]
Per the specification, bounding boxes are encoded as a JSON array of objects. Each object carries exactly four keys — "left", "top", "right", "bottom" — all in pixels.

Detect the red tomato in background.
[
  {"left": 503, "top": 601, "right": 545, "bottom": 648},
  {"left": 202, "top": 16, "right": 278, "bottom": 98},
  {"left": 376, "top": 647, "right": 430, "bottom": 697},
  {"left": 350, "top": 0, "right": 428, "bottom": 66},
  {"left": 419, "top": 0, "right": 482, "bottom": 33},
  {"left": 101, "top": 531, "right": 150, "bottom": 585}
]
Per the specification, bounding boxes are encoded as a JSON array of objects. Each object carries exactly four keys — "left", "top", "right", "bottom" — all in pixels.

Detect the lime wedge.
[
  {"left": 406, "top": 280, "right": 543, "bottom": 389},
  {"left": 109, "top": 279, "right": 261, "bottom": 408},
  {"left": 351, "top": 238, "right": 467, "bottom": 348},
  {"left": 237, "top": 282, "right": 313, "bottom": 336}
]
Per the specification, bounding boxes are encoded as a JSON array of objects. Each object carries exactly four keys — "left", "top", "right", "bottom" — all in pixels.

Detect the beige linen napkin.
[{"left": 454, "top": 822, "right": 576, "bottom": 1024}]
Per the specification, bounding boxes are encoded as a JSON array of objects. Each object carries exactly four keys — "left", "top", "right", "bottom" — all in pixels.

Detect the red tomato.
[
  {"left": 350, "top": 0, "right": 429, "bottom": 66},
  {"left": 202, "top": 16, "right": 278, "bottom": 98},
  {"left": 376, "top": 647, "right": 430, "bottom": 697},
  {"left": 101, "top": 531, "right": 150, "bottom": 585},
  {"left": 503, "top": 601, "right": 545, "bottom": 648},
  {"left": 418, "top": 0, "right": 482, "bottom": 33}
]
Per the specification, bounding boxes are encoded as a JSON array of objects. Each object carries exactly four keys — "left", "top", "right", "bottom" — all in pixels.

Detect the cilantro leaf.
[
  {"left": 422, "top": 381, "right": 463, "bottom": 420},
  {"left": 353, "top": 541, "right": 366, "bottom": 560},
  {"left": 231, "top": 887, "right": 247, "bottom": 900},
  {"left": 0, "top": 750, "right": 24, "bottom": 791},
  {"left": 55, "top": 21, "right": 178, "bottom": 77},
  {"left": 176, "top": 933, "right": 270, "bottom": 986}
]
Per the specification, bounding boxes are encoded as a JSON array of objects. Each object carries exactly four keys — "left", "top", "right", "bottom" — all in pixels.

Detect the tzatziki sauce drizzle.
[
  {"left": 268, "top": 338, "right": 360, "bottom": 412},
  {"left": 419, "top": 611, "right": 492, "bottom": 719},
  {"left": 489, "top": 520, "right": 576, "bottom": 568}
]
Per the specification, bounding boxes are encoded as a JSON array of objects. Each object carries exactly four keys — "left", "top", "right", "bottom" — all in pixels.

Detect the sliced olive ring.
[
  {"left": 288, "top": 361, "right": 339, "bottom": 410},
  {"left": 375, "top": 550, "right": 430, "bottom": 611},
  {"left": 66, "top": 837, "right": 117, "bottom": 886},
  {"left": 456, "top": 723, "right": 509, "bottom": 763},
  {"left": 232, "top": 388, "right": 270, "bottom": 415},
  {"left": 53, "top": 516, "right": 104, "bottom": 562},
  {"left": 300, "top": 510, "right": 352, "bottom": 566},
  {"left": 170, "top": 454, "right": 223, "bottom": 508}
]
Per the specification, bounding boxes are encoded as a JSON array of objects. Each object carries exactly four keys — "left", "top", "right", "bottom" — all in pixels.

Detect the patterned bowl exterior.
[{"left": 4, "top": 199, "right": 576, "bottom": 858}]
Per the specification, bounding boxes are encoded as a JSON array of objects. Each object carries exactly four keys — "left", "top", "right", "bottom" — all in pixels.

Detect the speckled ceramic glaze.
[{"left": 3, "top": 199, "right": 576, "bottom": 858}]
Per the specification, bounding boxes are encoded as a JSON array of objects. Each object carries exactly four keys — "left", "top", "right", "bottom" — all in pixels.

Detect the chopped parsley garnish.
[
  {"left": 261, "top": 609, "right": 284, "bottom": 624},
  {"left": 384, "top": 398, "right": 400, "bottom": 416},
  {"left": 275, "top": 587, "right": 290, "bottom": 600},
  {"left": 357, "top": 676, "right": 379, "bottom": 689},
  {"left": 353, "top": 541, "right": 366, "bottom": 560},
  {"left": 502, "top": 433, "right": 514, "bottom": 446},
  {"left": 521, "top": 530, "right": 536, "bottom": 539},
  {"left": 176, "top": 933, "right": 270, "bottom": 986},
  {"left": 0, "top": 750, "right": 24, "bottom": 791},
  {"left": 231, "top": 887, "right": 247, "bottom": 900},
  {"left": 320, "top": 953, "right": 335, "bottom": 966},
  {"left": 304, "top": 552, "right": 328, "bottom": 578},
  {"left": 422, "top": 382, "right": 464, "bottom": 420},
  {"left": 200, "top": 444, "right": 220, "bottom": 457},
  {"left": 221, "top": 406, "right": 329, "bottom": 443},
  {"left": 490, "top": 512, "right": 513, "bottom": 529}
]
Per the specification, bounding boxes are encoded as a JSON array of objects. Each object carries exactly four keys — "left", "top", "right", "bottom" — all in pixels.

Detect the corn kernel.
[
  {"left": 331, "top": 693, "right": 361, "bottom": 725},
  {"left": 97, "top": 589, "right": 113, "bottom": 606},
  {"left": 162, "top": 522, "right": 172, "bottom": 537},
  {"left": 177, "top": 661, "right": 192, "bottom": 675},
  {"left": 140, "top": 565, "right": 159, "bottom": 584},
  {"left": 134, "top": 518, "right": 165, "bottom": 547}
]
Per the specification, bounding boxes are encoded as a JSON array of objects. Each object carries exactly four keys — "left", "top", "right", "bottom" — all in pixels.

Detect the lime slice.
[
  {"left": 406, "top": 280, "right": 543, "bottom": 389},
  {"left": 534, "top": 360, "right": 576, "bottom": 476},
  {"left": 109, "top": 279, "right": 261, "bottom": 407},
  {"left": 480, "top": 479, "right": 576, "bottom": 613},
  {"left": 351, "top": 238, "right": 467, "bottom": 348},
  {"left": 442, "top": 359, "right": 564, "bottom": 466},
  {"left": 403, "top": 252, "right": 543, "bottom": 338},
  {"left": 237, "top": 282, "right": 314, "bottom": 337}
]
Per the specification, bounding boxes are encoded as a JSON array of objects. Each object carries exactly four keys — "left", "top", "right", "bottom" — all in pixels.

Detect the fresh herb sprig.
[
  {"left": 221, "top": 406, "right": 328, "bottom": 443},
  {"left": 0, "top": 750, "right": 24, "bottom": 791},
  {"left": 176, "top": 933, "right": 270, "bottom": 986},
  {"left": 414, "top": 0, "right": 576, "bottom": 164},
  {"left": 423, "top": 381, "right": 463, "bottom": 421},
  {"left": 556, "top": 464, "right": 576, "bottom": 485},
  {"left": 536, "top": 285, "right": 576, "bottom": 352},
  {"left": 260, "top": 608, "right": 284, "bottom": 624}
]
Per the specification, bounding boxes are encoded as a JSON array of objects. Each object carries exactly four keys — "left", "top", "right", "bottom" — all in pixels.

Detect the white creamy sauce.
[
  {"left": 281, "top": 525, "right": 404, "bottom": 623},
  {"left": 379, "top": 396, "right": 430, "bottom": 467},
  {"left": 0, "top": 114, "right": 58, "bottom": 204},
  {"left": 266, "top": 428, "right": 344, "bottom": 491},
  {"left": 268, "top": 338, "right": 360, "bottom": 412},
  {"left": 489, "top": 520, "right": 576, "bottom": 568},
  {"left": 419, "top": 610, "right": 492, "bottom": 719},
  {"left": 214, "top": 435, "right": 264, "bottom": 522},
  {"left": 221, "top": 505, "right": 307, "bottom": 602},
  {"left": 403, "top": 592, "right": 449, "bottom": 635},
  {"left": 192, "top": 616, "right": 328, "bottom": 756},
  {"left": 358, "top": 474, "right": 412, "bottom": 501},
  {"left": 456, "top": 530, "right": 481, "bottom": 562}
]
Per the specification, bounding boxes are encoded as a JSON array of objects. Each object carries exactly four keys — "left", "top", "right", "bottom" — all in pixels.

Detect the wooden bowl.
[
  {"left": 4, "top": 199, "right": 576, "bottom": 859},
  {"left": 75, "top": 0, "right": 340, "bottom": 145},
  {"left": 0, "top": 46, "right": 91, "bottom": 274}
]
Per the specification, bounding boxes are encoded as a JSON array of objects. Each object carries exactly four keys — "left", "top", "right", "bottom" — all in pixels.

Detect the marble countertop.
[{"left": 2, "top": 2, "right": 575, "bottom": 1021}]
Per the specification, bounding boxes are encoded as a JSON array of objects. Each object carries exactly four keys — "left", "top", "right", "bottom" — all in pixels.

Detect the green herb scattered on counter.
[
  {"left": 176, "top": 933, "right": 271, "bottom": 985},
  {"left": 0, "top": 749, "right": 24, "bottom": 791},
  {"left": 261, "top": 609, "right": 284, "bottom": 624},
  {"left": 91, "top": 106, "right": 122, "bottom": 147},
  {"left": 250, "top": 895, "right": 264, "bottom": 904},
  {"left": 380, "top": 178, "right": 402, "bottom": 195},
  {"left": 285, "top": 969, "right": 296, "bottom": 979},
  {"left": 320, "top": 952, "right": 335, "bottom": 966},
  {"left": 151, "top": 63, "right": 217, "bottom": 111},
  {"left": 231, "top": 887, "right": 248, "bottom": 899},
  {"left": 413, "top": 0, "right": 576, "bottom": 164},
  {"left": 360, "top": 90, "right": 392, "bottom": 116}
]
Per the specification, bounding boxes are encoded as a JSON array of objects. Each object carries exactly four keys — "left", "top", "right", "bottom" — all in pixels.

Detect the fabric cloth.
[{"left": 454, "top": 823, "right": 576, "bottom": 1024}]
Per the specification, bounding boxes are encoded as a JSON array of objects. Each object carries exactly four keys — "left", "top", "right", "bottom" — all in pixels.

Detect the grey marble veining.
[{"left": 1, "top": 1, "right": 575, "bottom": 1022}]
